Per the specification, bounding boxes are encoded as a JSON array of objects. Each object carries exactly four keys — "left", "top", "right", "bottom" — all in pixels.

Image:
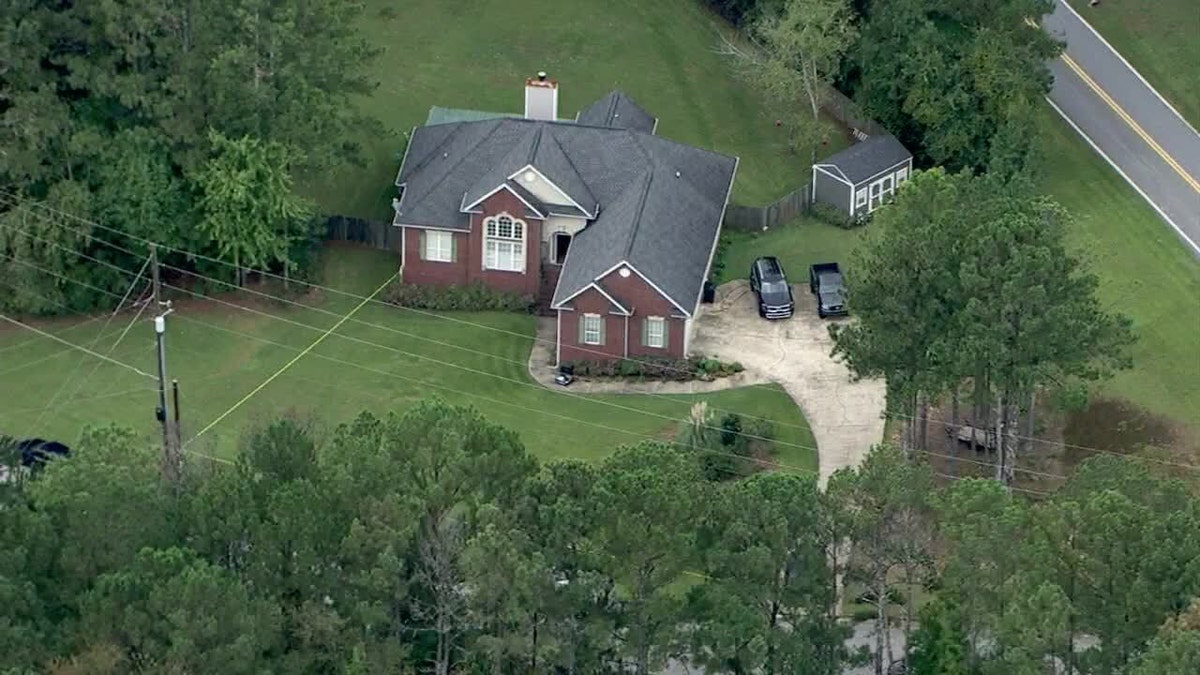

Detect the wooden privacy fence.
[
  {"left": 324, "top": 215, "right": 402, "bottom": 253},
  {"left": 724, "top": 182, "right": 812, "bottom": 231},
  {"left": 821, "top": 83, "right": 888, "bottom": 141}
]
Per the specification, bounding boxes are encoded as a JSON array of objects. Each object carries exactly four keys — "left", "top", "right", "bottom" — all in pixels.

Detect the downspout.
[
  {"left": 555, "top": 310, "right": 562, "bottom": 366},
  {"left": 623, "top": 314, "right": 630, "bottom": 358}
]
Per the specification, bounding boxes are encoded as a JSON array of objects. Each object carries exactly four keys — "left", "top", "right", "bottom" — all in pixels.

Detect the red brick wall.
[
  {"left": 599, "top": 267, "right": 687, "bottom": 359},
  {"left": 556, "top": 265, "right": 691, "bottom": 362},
  {"left": 401, "top": 227, "right": 468, "bottom": 287},
  {"left": 465, "top": 190, "right": 543, "bottom": 296},
  {"left": 557, "top": 287, "right": 626, "bottom": 362}
]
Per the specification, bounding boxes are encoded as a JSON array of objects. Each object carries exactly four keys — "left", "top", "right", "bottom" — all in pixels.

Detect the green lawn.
[
  {"left": 1065, "top": 0, "right": 1200, "bottom": 127},
  {"left": 309, "top": 0, "right": 841, "bottom": 220},
  {"left": 1037, "top": 107, "right": 1200, "bottom": 427},
  {"left": 0, "top": 246, "right": 818, "bottom": 474},
  {"left": 715, "top": 216, "right": 865, "bottom": 286}
]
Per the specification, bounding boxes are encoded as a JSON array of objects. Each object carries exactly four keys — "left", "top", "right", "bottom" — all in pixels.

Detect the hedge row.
[
  {"left": 383, "top": 281, "right": 535, "bottom": 313},
  {"left": 564, "top": 356, "right": 744, "bottom": 382}
]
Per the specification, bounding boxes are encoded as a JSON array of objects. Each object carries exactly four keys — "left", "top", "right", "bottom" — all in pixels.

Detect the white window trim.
[
  {"left": 483, "top": 212, "right": 526, "bottom": 273},
  {"left": 645, "top": 316, "right": 666, "bottom": 349},
  {"left": 896, "top": 166, "right": 910, "bottom": 183},
  {"left": 855, "top": 188, "right": 868, "bottom": 208},
  {"left": 425, "top": 230, "right": 453, "bottom": 263},
  {"left": 582, "top": 313, "right": 602, "bottom": 345}
]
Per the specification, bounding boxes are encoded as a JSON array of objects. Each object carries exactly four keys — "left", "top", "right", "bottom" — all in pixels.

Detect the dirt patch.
[
  {"left": 911, "top": 394, "right": 1197, "bottom": 495},
  {"left": 1064, "top": 396, "right": 1197, "bottom": 472}
]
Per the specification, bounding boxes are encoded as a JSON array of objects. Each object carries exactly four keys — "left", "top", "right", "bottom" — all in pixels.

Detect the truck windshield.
[{"left": 762, "top": 281, "right": 788, "bottom": 294}]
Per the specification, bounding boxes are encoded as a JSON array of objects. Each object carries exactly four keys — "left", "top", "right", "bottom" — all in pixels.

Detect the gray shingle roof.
[
  {"left": 395, "top": 93, "right": 736, "bottom": 315},
  {"left": 576, "top": 91, "right": 657, "bottom": 134},
  {"left": 815, "top": 134, "right": 911, "bottom": 185}
]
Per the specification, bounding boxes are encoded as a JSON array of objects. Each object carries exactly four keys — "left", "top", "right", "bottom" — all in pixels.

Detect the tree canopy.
[
  {"left": 832, "top": 169, "right": 1134, "bottom": 479},
  {"left": 846, "top": 0, "right": 1061, "bottom": 174},
  {"left": 0, "top": 0, "right": 376, "bottom": 313},
  {"left": 1, "top": 401, "right": 1194, "bottom": 673}
]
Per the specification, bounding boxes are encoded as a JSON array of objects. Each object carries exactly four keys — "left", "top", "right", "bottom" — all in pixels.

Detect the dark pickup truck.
[{"left": 809, "top": 263, "right": 847, "bottom": 318}]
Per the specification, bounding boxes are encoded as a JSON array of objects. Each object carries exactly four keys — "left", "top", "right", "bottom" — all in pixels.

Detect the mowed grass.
[
  {"left": 0, "top": 245, "right": 818, "bottom": 473},
  {"left": 1037, "top": 107, "right": 1200, "bottom": 427},
  {"left": 309, "top": 0, "right": 832, "bottom": 220},
  {"left": 1065, "top": 0, "right": 1200, "bottom": 127},
  {"left": 715, "top": 216, "right": 865, "bottom": 286}
]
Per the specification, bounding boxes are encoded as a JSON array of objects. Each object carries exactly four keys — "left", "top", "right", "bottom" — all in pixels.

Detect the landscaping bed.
[{"left": 563, "top": 355, "right": 744, "bottom": 383}]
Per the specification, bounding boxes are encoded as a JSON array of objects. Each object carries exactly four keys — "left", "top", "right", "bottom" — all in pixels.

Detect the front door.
[{"left": 553, "top": 232, "right": 572, "bottom": 264}]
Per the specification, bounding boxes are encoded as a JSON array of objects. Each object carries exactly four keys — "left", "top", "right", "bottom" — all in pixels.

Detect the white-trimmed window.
[
  {"left": 484, "top": 214, "right": 526, "bottom": 272},
  {"left": 581, "top": 313, "right": 603, "bottom": 345},
  {"left": 895, "top": 166, "right": 910, "bottom": 184},
  {"left": 423, "top": 230, "right": 453, "bottom": 262},
  {"left": 644, "top": 316, "right": 666, "bottom": 349},
  {"left": 855, "top": 188, "right": 868, "bottom": 208}
]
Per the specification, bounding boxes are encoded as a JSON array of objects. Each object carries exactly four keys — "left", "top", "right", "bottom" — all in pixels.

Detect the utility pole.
[
  {"left": 150, "top": 245, "right": 179, "bottom": 485},
  {"left": 172, "top": 379, "right": 182, "bottom": 453}
]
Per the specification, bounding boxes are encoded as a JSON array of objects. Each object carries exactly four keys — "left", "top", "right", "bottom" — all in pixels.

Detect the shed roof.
[{"left": 815, "top": 135, "right": 912, "bottom": 185}]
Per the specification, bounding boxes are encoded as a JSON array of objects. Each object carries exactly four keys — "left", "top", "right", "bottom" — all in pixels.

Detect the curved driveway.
[
  {"left": 691, "top": 281, "right": 886, "bottom": 486},
  {"left": 1043, "top": 0, "right": 1200, "bottom": 256}
]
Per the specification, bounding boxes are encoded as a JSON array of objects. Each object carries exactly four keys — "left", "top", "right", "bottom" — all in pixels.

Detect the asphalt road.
[{"left": 1043, "top": 0, "right": 1200, "bottom": 256}]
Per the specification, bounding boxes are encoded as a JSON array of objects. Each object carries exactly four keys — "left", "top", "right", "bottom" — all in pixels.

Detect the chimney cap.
[{"left": 537, "top": 71, "right": 547, "bottom": 81}]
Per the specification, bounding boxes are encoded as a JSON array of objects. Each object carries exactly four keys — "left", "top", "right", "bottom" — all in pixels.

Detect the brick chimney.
[{"left": 524, "top": 71, "right": 558, "bottom": 121}]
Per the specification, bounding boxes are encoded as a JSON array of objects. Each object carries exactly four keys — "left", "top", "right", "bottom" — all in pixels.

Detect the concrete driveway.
[{"left": 691, "top": 281, "right": 886, "bottom": 485}]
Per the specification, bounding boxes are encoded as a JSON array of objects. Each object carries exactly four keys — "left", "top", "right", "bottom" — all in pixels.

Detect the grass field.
[
  {"left": 1037, "top": 107, "right": 1200, "bottom": 428},
  {"left": 1065, "top": 0, "right": 1200, "bottom": 127},
  {"left": 309, "top": 0, "right": 843, "bottom": 220},
  {"left": 715, "top": 217, "right": 865, "bottom": 286},
  {"left": 0, "top": 246, "right": 818, "bottom": 473}
]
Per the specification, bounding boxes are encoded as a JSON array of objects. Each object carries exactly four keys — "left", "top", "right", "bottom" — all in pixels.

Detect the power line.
[
  {"left": 0, "top": 195, "right": 794, "bottom": 402},
  {"left": 186, "top": 272, "right": 396, "bottom": 446},
  {"left": 0, "top": 314, "right": 157, "bottom": 380},
  {"left": 0, "top": 238, "right": 810, "bottom": 478},
  {"left": 3, "top": 199, "right": 1183, "bottom": 479},
  {"left": 1, "top": 248, "right": 1083, "bottom": 489},
  {"left": 29, "top": 255, "right": 152, "bottom": 436},
  {"left": 0, "top": 223, "right": 811, "bottom": 458},
  {"left": 166, "top": 312, "right": 816, "bottom": 476}
]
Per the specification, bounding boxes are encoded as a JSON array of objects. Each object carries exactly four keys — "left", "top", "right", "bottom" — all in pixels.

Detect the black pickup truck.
[{"left": 809, "top": 262, "right": 847, "bottom": 318}]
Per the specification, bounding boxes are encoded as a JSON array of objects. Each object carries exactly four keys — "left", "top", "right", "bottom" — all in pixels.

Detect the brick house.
[{"left": 392, "top": 74, "right": 738, "bottom": 363}]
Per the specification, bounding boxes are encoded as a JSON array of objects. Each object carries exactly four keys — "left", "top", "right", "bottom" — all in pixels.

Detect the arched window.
[{"left": 484, "top": 213, "right": 526, "bottom": 272}]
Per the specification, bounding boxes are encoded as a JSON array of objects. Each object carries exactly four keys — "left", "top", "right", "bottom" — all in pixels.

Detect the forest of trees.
[
  {"left": 0, "top": 0, "right": 376, "bottom": 314},
  {"left": 1, "top": 400, "right": 1196, "bottom": 674}
]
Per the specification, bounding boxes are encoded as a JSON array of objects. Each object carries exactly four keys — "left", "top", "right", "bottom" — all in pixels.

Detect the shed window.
[
  {"left": 644, "top": 317, "right": 666, "bottom": 349},
  {"left": 855, "top": 188, "right": 868, "bottom": 208},
  {"left": 581, "top": 313, "right": 603, "bottom": 345},
  {"left": 896, "top": 166, "right": 910, "bottom": 183}
]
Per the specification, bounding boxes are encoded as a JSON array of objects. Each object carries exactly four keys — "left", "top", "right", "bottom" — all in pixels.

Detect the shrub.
[
  {"left": 811, "top": 202, "right": 865, "bottom": 230},
  {"left": 383, "top": 281, "right": 534, "bottom": 313},
  {"left": 708, "top": 233, "right": 734, "bottom": 282},
  {"left": 563, "top": 355, "right": 744, "bottom": 382}
]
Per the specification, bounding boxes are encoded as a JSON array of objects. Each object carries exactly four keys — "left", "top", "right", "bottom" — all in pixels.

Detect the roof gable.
[
  {"left": 815, "top": 135, "right": 912, "bottom": 185},
  {"left": 576, "top": 91, "right": 658, "bottom": 134}
]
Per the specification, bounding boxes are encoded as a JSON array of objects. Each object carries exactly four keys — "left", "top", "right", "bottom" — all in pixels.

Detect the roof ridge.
[
  {"left": 605, "top": 92, "right": 621, "bottom": 125},
  {"left": 546, "top": 129, "right": 598, "bottom": 212},
  {"left": 623, "top": 171, "right": 654, "bottom": 259},
  {"left": 527, "top": 125, "right": 544, "bottom": 164}
]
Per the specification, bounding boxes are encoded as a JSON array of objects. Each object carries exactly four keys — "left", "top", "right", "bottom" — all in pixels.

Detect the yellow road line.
[
  {"left": 1059, "top": 52, "right": 1200, "bottom": 193},
  {"left": 185, "top": 272, "right": 398, "bottom": 446}
]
